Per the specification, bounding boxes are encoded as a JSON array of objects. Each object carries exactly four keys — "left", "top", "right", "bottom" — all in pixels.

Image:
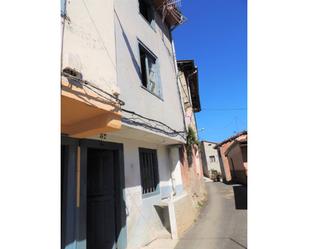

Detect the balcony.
[
  {"left": 153, "top": 0, "right": 186, "bottom": 29},
  {"left": 61, "top": 72, "right": 122, "bottom": 138}
]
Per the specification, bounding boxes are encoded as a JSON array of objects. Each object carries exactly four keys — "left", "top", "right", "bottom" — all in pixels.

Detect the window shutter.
[{"left": 154, "top": 61, "right": 163, "bottom": 98}]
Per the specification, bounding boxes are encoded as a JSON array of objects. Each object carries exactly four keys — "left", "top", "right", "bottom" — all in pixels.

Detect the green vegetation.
[{"left": 186, "top": 126, "right": 199, "bottom": 166}]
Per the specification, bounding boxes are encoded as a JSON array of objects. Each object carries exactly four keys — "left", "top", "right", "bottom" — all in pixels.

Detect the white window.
[{"left": 139, "top": 43, "right": 162, "bottom": 98}]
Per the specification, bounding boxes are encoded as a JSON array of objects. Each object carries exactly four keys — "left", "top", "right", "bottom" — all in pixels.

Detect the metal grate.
[{"left": 139, "top": 148, "right": 159, "bottom": 194}]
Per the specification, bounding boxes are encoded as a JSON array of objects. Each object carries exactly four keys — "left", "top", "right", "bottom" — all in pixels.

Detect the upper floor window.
[
  {"left": 210, "top": 155, "right": 216, "bottom": 162},
  {"left": 139, "top": 0, "right": 155, "bottom": 25},
  {"left": 139, "top": 43, "right": 162, "bottom": 98}
]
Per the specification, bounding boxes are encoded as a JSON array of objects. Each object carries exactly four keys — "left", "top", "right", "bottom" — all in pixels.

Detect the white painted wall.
[
  {"left": 203, "top": 141, "right": 222, "bottom": 173},
  {"left": 62, "top": 0, "right": 187, "bottom": 246},
  {"left": 62, "top": 0, "right": 119, "bottom": 94},
  {"left": 168, "top": 147, "right": 184, "bottom": 195},
  {"left": 114, "top": 0, "right": 186, "bottom": 138},
  {"left": 99, "top": 134, "right": 183, "bottom": 248}
]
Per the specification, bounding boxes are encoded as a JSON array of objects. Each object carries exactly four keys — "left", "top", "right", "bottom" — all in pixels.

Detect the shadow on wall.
[
  {"left": 114, "top": 10, "right": 141, "bottom": 79},
  {"left": 154, "top": 205, "right": 171, "bottom": 233},
  {"left": 233, "top": 185, "right": 247, "bottom": 210}
]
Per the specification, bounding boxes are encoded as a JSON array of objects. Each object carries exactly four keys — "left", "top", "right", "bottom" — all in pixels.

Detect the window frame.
[
  {"left": 138, "top": 148, "right": 160, "bottom": 198},
  {"left": 138, "top": 0, "right": 156, "bottom": 30},
  {"left": 209, "top": 155, "right": 216, "bottom": 163},
  {"left": 138, "top": 41, "right": 163, "bottom": 100}
]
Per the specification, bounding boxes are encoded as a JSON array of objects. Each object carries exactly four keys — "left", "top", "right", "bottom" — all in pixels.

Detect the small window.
[
  {"left": 139, "top": 43, "right": 162, "bottom": 98},
  {"left": 209, "top": 156, "right": 216, "bottom": 162},
  {"left": 139, "top": 148, "right": 159, "bottom": 195},
  {"left": 139, "top": 0, "right": 154, "bottom": 24}
]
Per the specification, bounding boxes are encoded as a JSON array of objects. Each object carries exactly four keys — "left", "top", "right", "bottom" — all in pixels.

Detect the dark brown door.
[{"left": 87, "top": 148, "right": 116, "bottom": 249}]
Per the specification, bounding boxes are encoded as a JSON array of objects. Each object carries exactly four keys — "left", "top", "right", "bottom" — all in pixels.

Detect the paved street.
[{"left": 175, "top": 182, "right": 247, "bottom": 249}]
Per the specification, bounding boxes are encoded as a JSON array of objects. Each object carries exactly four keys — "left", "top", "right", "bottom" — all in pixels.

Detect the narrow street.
[{"left": 175, "top": 182, "right": 247, "bottom": 249}]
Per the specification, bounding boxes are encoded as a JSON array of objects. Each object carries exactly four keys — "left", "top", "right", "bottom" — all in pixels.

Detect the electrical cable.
[
  {"left": 122, "top": 108, "right": 186, "bottom": 140},
  {"left": 62, "top": 72, "right": 186, "bottom": 140},
  {"left": 61, "top": 72, "right": 125, "bottom": 106},
  {"left": 61, "top": 2, "right": 187, "bottom": 141}
]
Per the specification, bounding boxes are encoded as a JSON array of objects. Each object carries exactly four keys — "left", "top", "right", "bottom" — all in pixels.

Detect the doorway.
[
  {"left": 80, "top": 139, "right": 125, "bottom": 249},
  {"left": 87, "top": 148, "right": 117, "bottom": 249},
  {"left": 61, "top": 138, "right": 78, "bottom": 249},
  {"left": 61, "top": 137, "right": 126, "bottom": 249}
]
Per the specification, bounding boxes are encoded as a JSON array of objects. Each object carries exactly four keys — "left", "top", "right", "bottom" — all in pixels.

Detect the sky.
[{"left": 173, "top": 0, "right": 247, "bottom": 143}]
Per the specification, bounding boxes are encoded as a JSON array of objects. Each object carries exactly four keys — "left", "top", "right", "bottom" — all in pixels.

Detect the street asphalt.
[{"left": 175, "top": 182, "right": 247, "bottom": 249}]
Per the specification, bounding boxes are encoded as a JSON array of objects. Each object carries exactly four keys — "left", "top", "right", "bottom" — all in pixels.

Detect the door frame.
[
  {"left": 79, "top": 139, "right": 126, "bottom": 249},
  {"left": 61, "top": 136, "right": 79, "bottom": 249}
]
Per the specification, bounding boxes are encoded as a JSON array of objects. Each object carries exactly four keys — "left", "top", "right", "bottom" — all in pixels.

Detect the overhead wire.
[
  {"left": 61, "top": 1, "right": 187, "bottom": 141},
  {"left": 62, "top": 72, "right": 186, "bottom": 140}
]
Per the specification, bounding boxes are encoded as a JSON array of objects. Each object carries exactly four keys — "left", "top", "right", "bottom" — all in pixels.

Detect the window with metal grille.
[{"left": 139, "top": 148, "right": 159, "bottom": 195}]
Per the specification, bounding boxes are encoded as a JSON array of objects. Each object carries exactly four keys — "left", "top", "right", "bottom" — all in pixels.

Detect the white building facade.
[
  {"left": 61, "top": 1, "right": 188, "bottom": 249},
  {"left": 201, "top": 141, "right": 222, "bottom": 175}
]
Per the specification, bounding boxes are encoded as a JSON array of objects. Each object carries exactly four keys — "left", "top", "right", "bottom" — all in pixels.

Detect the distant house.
[
  {"left": 215, "top": 131, "right": 247, "bottom": 184},
  {"left": 201, "top": 141, "right": 222, "bottom": 178},
  {"left": 224, "top": 137, "right": 247, "bottom": 185}
]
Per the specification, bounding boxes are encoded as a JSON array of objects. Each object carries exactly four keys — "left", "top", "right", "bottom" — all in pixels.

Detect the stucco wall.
[
  {"left": 178, "top": 71, "right": 198, "bottom": 132},
  {"left": 218, "top": 134, "right": 247, "bottom": 183},
  {"left": 101, "top": 135, "right": 184, "bottom": 248},
  {"left": 219, "top": 143, "right": 233, "bottom": 182},
  {"left": 62, "top": 0, "right": 118, "bottom": 94},
  {"left": 174, "top": 194, "right": 197, "bottom": 237},
  {"left": 226, "top": 144, "right": 247, "bottom": 185},
  {"left": 114, "top": 0, "right": 185, "bottom": 134}
]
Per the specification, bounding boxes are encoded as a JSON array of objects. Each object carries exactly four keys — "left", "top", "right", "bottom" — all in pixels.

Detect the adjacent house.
[
  {"left": 61, "top": 1, "right": 201, "bottom": 249},
  {"left": 224, "top": 137, "right": 247, "bottom": 185},
  {"left": 201, "top": 141, "right": 222, "bottom": 178},
  {"left": 176, "top": 60, "right": 207, "bottom": 235},
  {"left": 215, "top": 131, "right": 248, "bottom": 185}
]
